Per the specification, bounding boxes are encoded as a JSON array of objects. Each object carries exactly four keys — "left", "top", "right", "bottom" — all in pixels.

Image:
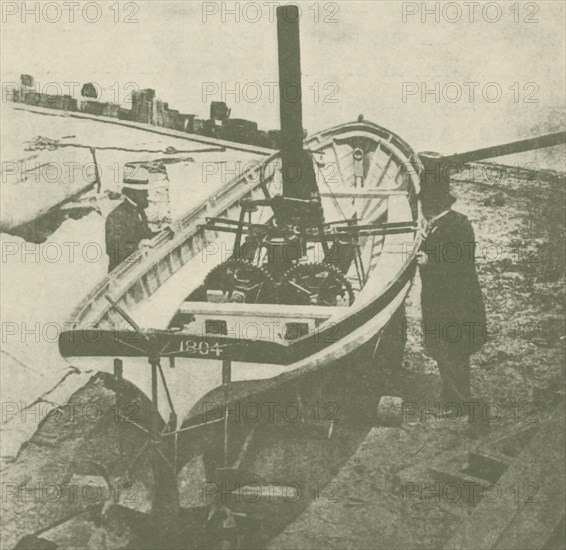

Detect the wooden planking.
[
  {"left": 140, "top": 273, "right": 152, "bottom": 298},
  {"left": 444, "top": 401, "right": 566, "bottom": 550},
  {"left": 393, "top": 162, "right": 408, "bottom": 190},
  {"left": 146, "top": 267, "right": 159, "bottom": 294},
  {"left": 120, "top": 288, "right": 135, "bottom": 310},
  {"left": 330, "top": 141, "right": 351, "bottom": 188},
  {"left": 178, "top": 301, "right": 338, "bottom": 319},
  {"left": 369, "top": 235, "right": 386, "bottom": 271},
  {"left": 170, "top": 247, "right": 183, "bottom": 272},
  {"left": 363, "top": 142, "right": 387, "bottom": 189},
  {"left": 374, "top": 151, "right": 395, "bottom": 188},
  {"left": 362, "top": 198, "right": 389, "bottom": 225},
  {"left": 131, "top": 279, "right": 145, "bottom": 303},
  {"left": 379, "top": 156, "right": 404, "bottom": 190},
  {"left": 157, "top": 260, "right": 170, "bottom": 287},
  {"left": 319, "top": 190, "right": 407, "bottom": 198}
]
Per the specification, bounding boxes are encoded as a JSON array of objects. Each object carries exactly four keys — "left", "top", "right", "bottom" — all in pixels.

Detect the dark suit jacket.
[
  {"left": 419, "top": 210, "right": 487, "bottom": 358},
  {"left": 105, "top": 200, "right": 155, "bottom": 272}
]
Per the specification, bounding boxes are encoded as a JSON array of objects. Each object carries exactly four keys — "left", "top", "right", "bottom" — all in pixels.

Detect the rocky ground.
[{"left": 447, "top": 162, "right": 565, "bottom": 405}]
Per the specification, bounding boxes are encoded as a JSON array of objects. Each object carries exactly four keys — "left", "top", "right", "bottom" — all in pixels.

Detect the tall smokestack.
[{"left": 277, "top": 4, "right": 318, "bottom": 200}]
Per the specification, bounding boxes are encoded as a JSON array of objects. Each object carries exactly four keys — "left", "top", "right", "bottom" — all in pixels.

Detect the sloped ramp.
[{"left": 444, "top": 400, "right": 565, "bottom": 550}]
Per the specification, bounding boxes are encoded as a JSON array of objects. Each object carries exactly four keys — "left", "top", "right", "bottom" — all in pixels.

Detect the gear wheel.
[
  {"left": 277, "top": 263, "right": 354, "bottom": 307},
  {"left": 203, "top": 260, "right": 277, "bottom": 304}
]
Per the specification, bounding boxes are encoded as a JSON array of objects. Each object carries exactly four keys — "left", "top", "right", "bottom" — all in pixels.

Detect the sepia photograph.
[{"left": 0, "top": 1, "right": 565, "bottom": 549}]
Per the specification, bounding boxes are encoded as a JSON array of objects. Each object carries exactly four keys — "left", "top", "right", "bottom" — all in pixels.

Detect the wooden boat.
[
  {"left": 58, "top": 117, "right": 422, "bottom": 417},
  {"left": 50, "top": 120, "right": 423, "bottom": 550}
]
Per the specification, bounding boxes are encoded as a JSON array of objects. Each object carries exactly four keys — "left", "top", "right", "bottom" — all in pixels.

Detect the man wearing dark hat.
[
  {"left": 105, "top": 163, "right": 157, "bottom": 272},
  {"left": 419, "top": 159, "right": 487, "bottom": 408}
]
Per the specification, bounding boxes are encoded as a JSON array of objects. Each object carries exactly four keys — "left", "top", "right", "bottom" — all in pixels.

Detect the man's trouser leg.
[
  {"left": 375, "top": 305, "right": 407, "bottom": 396},
  {"left": 435, "top": 349, "right": 471, "bottom": 404}
]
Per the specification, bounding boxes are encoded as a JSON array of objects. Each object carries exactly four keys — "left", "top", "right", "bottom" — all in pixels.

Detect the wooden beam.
[
  {"left": 330, "top": 141, "right": 348, "bottom": 188},
  {"left": 178, "top": 301, "right": 338, "bottom": 319},
  {"left": 318, "top": 190, "right": 407, "bottom": 198},
  {"left": 374, "top": 152, "right": 394, "bottom": 188}
]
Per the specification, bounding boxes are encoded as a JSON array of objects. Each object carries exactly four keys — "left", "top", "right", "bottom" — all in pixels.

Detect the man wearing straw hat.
[
  {"left": 105, "top": 163, "right": 157, "bottom": 272},
  {"left": 419, "top": 160, "right": 487, "bottom": 416}
]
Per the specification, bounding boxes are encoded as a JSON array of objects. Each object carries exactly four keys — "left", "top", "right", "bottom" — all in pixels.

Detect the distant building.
[
  {"left": 193, "top": 118, "right": 206, "bottom": 134},
  {"left": 81, "top": 82, "right": 99, "bottom": 100},
  {"left": 224, "top": 118, "right": 259, "bottom": 145},
  {"left": 80, "top": 101, "right": 120, "bottom": 118},
  {"left": 210, "top": 101, "right": 231, "bottom": 121},
  {"left": 177, "top": 114, "right": 197, "bottom": 133},
  {"left": 118, "top": 107, "right": 133, "bottom": 121},
  {"left": 258, "top": 130, "right": 269, "bottom": 145},
  {"left": 8, "top": 74, "right": 278, "bottom": 148},
  {"left": 131, "top": 89, "right": 156, "bottom": 124},
  {"left": 267, "top": 129, "right": 281, "bottom": 149},
  {"left": 18, "top": 90, "right": 77, "bottom": 111},
  {"left": 21, "top": 74, "right": 34, "bottom": 88}
]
